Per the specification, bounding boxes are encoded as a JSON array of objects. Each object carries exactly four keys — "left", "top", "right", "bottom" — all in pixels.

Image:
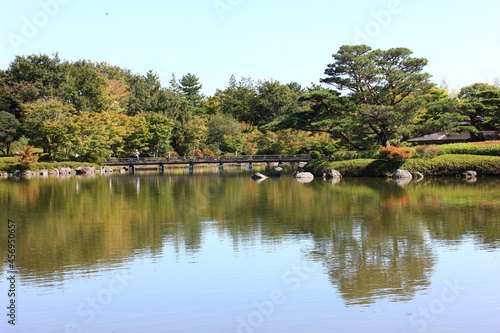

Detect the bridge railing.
[{"left": 105, "top": 154, "right": 311, "bottom": 164}]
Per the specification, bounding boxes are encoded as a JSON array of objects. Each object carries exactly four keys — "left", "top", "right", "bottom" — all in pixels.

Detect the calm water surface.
[{"left": 0, "top": 169, "right": 499, "bottom": 333}]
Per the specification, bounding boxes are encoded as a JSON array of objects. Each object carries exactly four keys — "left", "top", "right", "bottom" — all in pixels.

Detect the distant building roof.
[{"left": 408, "top": 131, "right": 498, "bottom": 144}]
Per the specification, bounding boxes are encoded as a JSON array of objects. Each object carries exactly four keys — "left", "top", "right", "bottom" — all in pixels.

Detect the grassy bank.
[{"left": 306, "top": 154, "right": 500, "bottom": 177}]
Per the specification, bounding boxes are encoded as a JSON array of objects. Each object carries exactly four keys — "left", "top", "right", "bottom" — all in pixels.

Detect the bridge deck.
[{"left": 104, "top": 154, "right": 311, "bottom": 166}]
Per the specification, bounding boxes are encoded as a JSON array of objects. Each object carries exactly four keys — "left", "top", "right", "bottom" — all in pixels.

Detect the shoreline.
[{"left": 0, "top": 162, "right": 270, "bottom": 178}]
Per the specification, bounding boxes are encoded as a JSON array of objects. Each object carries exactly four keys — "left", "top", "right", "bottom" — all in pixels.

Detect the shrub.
[
  {"left": 413, "top": 145, "right": 442, "bottom": 158},
  {"left": 378, "top": 146, "right": 412, "bottom": 162},
  {"left": 187, "top": 149, "right": 204, "bottom": 157},
  {"left": 309, "top": 151, "right": 322, "bottom": 159},
  {"left": 201, "top": 149, "right": 215, "bottom": 157},
  {"left": 16, "top": 146, "right": 39, "bottom": 170},
  {"left": 166, "top": 151, "right": 179, "bottom": 157}
]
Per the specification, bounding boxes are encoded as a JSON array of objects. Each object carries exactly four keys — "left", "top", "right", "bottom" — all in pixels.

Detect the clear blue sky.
[{"left": 1, "top": 0, "right": 499, "bottom": 95}]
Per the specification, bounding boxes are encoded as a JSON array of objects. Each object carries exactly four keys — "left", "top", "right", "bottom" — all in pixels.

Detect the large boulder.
[
  {"left": 59, "top": 167, "right": 72, "bottom": 175},
  {"left": 101, "top": 166, "right": 114, "bottom": 173},
  {"left": 324, "top": 169, "right": 342, "bottom": 179},
  {"left": 294, "top": 171, "right": 314, "bottom": 179},
  {"left": 39, "top": 169, "right": 49, "bottom": 176},
  {"left": 294, "top": 171, "right": 314, "bottom": 184},
  {"left": 463, "top": 170, "right": 477, "bottom": 178},
  {"left": 391, "top": 169, "right": 412, "bottom": 180},
  {"left": 75, "top": 166, "right": 96, "bottom": 175}
]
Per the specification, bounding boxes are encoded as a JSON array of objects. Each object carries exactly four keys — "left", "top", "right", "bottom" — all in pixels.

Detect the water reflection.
[{"left": 1, "top": 175, "right": 500, "bottom": 306}]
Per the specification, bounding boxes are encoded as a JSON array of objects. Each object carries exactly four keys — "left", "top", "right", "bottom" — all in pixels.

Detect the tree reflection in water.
[{"left": 0, "top": 175, "right": 499, "bottom": 305}]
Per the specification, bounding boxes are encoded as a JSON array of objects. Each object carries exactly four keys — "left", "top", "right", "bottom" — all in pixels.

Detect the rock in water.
[
  {"left": 101, "top": 166, "right": 114, "bottom": 173},
  {"left": 267, "top": 170, "right": 281, "bottom": 178},
  {"left": 463, "top": 170, "right": 477, "bottom": 178},
  {"left": 251, "top": 172, "right": 268, "bottom": 180},
  {"left": 392, "top": 169, "right": 412, "bottom": 180},
  {"left": 324, "top": 169, "right": 342, "bottom": 179},
  {"left": 75, "top": 166, "right": 96, "bottom": 174},
  {"left": 294, "top": 171, "right": 314, "bottom": 179}
]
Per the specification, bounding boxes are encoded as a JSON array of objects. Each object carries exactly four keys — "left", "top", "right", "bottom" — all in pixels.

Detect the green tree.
[
  {"left": 122, "top": 114, "right": 153, "bottom": 156},
  {"left": 286, "top": 82, "right": 305, "bottom": 94},
  {"left": 179, "top": 73, "right": 204, "bottom": 107},
  {"left": 217, "top": 77, "right": 258, "bottom": 123},
  {"left": 59, "top": 60, "right": 110, "bottom": 112},
  {"left": 321, "top": 45, "right": 435, "bottom": 147},
  {"left": 127, "top": 70, "right": 161, "bottom": 114},
  {"left": 0, "top": 71, "right": 17, "bottom": 113},
  {"left": 253, "top": 80, "right": 300, "bottom": 126},
  {"left": 206, "top": 114, "right": 242, "bottom": 149},
  {"left": 142, "top": 112, "right": 174, "bottom": 157},
  {"left": 408, "top": 88, "right": 470, "bottom": 141},
  {"left": 72, "top": 111, "right": 127, "bottom": 162},
  {"left": 458, "top": 82, "right": 499, "bottom": 101},
  {"left": 267, "top": 89, "right": 366, "bottom": 150},
  {"left": 152, "top": 89, "right": 192, "bottom": 150},
  {"left": 181, "top": 115, "right": 208, "bottom": 150},
  {"left": 458, "top": 83, "right": 500, "bottom": 139},
  {"left": 222, "top": 133, "right": 245, "bottom": 154},
  {"left": 461, "top": 90, "right": 500, "bottom": 136},
  {"left": 6, "top": 53, "right": 64, "bottom": 100},
  {"left": 0, "top": 111, "right": 21, "bottom": 156},
  {"left": 21, "top": 99, "right": 77, "bottom": 159},
  {"left": 168, "top": 73, "right": 182, "bottom": 94}
]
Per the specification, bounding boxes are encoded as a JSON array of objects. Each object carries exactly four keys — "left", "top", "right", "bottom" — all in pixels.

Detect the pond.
[{"left": 0, "top": 170, "right": 499, "bottom": 332}]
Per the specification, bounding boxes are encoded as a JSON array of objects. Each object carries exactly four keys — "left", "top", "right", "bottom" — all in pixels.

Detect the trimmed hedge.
[
  {"left": 306, "top": 154, "right": 500, "bottom": 177},
  {"left": 438, "top": 143, "right": 500, "bottom": 157}
]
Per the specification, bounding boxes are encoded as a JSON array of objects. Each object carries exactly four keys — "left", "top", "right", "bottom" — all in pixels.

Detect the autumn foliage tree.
[{"left": 16, "top": 145, "right": 39, "bottom": 169}]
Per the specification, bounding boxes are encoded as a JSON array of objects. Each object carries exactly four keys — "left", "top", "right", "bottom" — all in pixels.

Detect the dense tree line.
[{"left": 0, "top": 47, "right": 499, "bottom": 161}]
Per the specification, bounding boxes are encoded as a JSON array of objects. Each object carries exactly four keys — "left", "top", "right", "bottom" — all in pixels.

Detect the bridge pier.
[
  {"left": 248, "top": 163, "right": 253, "bottom": 172},
  {"left": 189, "top": 164, "right": 194, "bottom": 174},
  {"left": 128, "top": 165, "right": 134, "bottom": 174},
  {"left": 158, "top": 164, "right": 164, "bottom": 174},
  {"left": 219, "top": 163, "right": 224, "bottom": 173}
]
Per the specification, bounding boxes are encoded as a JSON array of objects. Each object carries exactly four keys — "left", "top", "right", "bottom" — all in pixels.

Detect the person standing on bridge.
[{"left": 135, "top": 149, "right": 140, "bottom": 161}]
